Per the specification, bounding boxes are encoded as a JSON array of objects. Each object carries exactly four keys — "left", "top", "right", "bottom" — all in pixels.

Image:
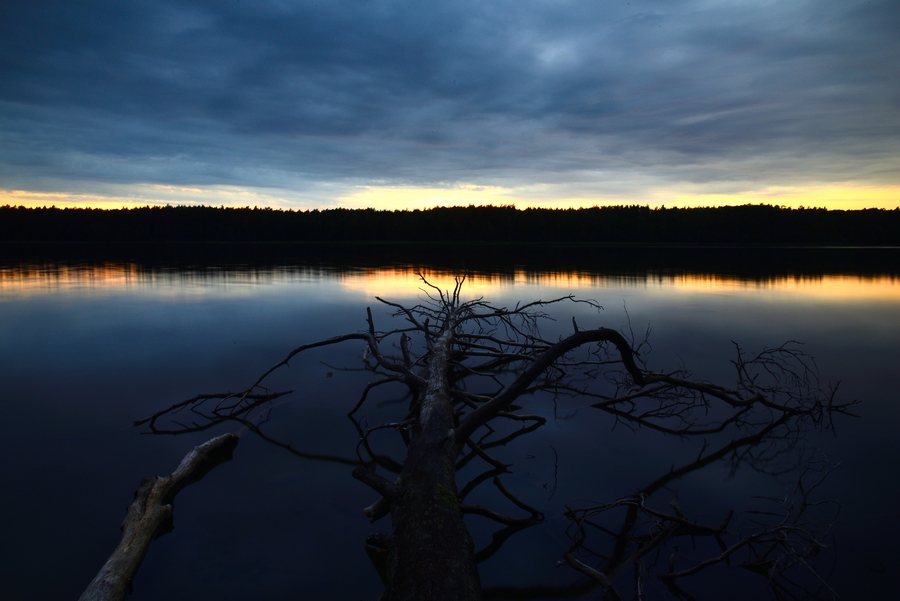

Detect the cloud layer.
[{"left": 1, "top": 0, "right": 898, "bottom": 207}]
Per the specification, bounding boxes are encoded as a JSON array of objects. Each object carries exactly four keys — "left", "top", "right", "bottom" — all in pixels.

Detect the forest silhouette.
[{"left": 3, "top": 204, "right": 899, "bottom": 246}]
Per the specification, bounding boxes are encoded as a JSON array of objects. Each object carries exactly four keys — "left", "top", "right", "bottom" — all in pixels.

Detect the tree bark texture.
[
  {"left": 384, "top": 323, "right": 482, "bottom": 600},
  {"left": 358, "top": 314, "right": 643, "bottom": 601}
]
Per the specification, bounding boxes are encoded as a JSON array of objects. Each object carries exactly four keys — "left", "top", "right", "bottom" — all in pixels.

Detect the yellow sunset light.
[
  {"left": 2, "top": 183, "right": 897, "bottom": 212},
  {"left": 0, "top": 185, "right": 302, "bottom": 209},
  {"left": 666, "top": 184, "right": 900, "bottom": 210},
  {"left": 332, "top": 268, "right": 616, "bottom": 300},
  {"left": 337, "top": 183, "right": 900, "bottom": 211},
  {"left": 335, "top": 185, "right": 517, "bottom": 210},
  {"left": 0, "top": 190, "right": 147, "bottom": 209}
]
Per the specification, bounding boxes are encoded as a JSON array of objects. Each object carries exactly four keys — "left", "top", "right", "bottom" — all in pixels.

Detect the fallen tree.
[{"left": 133, "top": 276, "right": 852, "bottom": 600}]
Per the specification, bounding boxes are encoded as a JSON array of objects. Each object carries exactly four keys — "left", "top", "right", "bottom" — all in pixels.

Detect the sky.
[{"left": 1, "top": 0, "right": 898, "bottom": 211}]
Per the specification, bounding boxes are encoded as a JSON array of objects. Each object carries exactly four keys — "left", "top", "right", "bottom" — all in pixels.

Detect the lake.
[{"left": 2, "top": 247, "right": 898, "bottom": 600}]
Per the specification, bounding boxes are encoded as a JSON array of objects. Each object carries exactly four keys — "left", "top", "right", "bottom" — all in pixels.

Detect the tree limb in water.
[{"left": 79, "top": 433, "right": 239, "bottom": 601}]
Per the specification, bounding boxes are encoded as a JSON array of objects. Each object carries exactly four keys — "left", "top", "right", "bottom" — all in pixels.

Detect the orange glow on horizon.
[
  {"left": 2, "top": 183, "right": 898, "bottom": 211},
  {"left": 335, "top": 183, "right": 900, "bottom": 211},
  {"left": 665, "top": 184, "right": 900, "bottom": 211},
  {"left": 0, "top": 190, "right": 156, "bottom": 209},
  {"left": 0, "top": 185, "right": 304, "bottom": 210}
]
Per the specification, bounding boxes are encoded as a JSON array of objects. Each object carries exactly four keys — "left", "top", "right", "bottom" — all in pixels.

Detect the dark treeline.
[{"left": 2, "top": 204, "right": 899, "bottom": 246}]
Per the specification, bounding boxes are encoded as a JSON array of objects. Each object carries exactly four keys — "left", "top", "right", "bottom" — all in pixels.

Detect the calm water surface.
[{"left": 2, "top": 259, "right": 898, "bottom": 600}]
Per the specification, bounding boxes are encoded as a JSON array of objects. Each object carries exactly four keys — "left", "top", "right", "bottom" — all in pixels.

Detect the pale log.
[{"left": 79, "top": 433, "right": 239, "bottom": 601}]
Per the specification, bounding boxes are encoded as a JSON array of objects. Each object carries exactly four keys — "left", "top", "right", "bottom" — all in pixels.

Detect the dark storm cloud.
[{"left": 1, "top": 0, "right": 898, "bottom": 200}]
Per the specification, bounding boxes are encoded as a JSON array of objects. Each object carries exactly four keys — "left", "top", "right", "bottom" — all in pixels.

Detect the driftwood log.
[{"left": 79, "top": 433, "right": 239, "bottom": 601}]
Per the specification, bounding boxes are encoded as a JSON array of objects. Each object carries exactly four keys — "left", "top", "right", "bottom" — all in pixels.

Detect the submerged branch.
[{"left": 80, "top": 434, "right": 239, "bottom": 601}]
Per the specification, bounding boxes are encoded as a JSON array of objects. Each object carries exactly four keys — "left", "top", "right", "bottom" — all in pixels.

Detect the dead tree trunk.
[
  {"left": 383, "top": 321, "right": 481, "bottom": 600},
  {"left": 349, "top": 301, "right": 644, "bottom": 601}
]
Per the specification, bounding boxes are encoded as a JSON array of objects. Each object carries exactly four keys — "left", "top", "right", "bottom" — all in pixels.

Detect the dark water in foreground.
[{"left": 2, "top": 248, "right": 899, "bottom": 600}]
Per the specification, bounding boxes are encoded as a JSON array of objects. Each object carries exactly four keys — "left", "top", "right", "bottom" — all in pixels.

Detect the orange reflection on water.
[
  {"left": 661, "top": 273, "right": 900, "bottom": 302},
  {"left": 0, "top": 263, "right": 298, "bottom": 298},
  {"left": 1, "top": 264, "right": 898, "bottom": 303},
  {"left": 334, "top": 269, "right": 900, "bottom": 303},
  {"left": 333, "top": 268, "right": 616, "bottom": 298},
  {"left": 0, "top": 263, "right": 146, "bottom": 297}
]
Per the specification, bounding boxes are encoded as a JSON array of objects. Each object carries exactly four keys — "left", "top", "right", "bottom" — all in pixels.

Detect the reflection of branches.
[
  {"left": 137, "top": 274, "right": 853, "bottom": 600},
  {"left": 564, "top": 462, "right": 840, "bottom": 601},
  {"left": 135, "top": 390, "right": 291, "bottom": 434},
  {"left": 543, "top": 336, "right": 853, "bottom": 600}
]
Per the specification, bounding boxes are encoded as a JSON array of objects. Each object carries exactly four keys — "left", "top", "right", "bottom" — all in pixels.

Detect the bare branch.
[
  {"left": 455, "top": 327, "right": 645, "bottom": 444},
  {"left": 80, "top": 434, "right": 239, "bottom": 601}
]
